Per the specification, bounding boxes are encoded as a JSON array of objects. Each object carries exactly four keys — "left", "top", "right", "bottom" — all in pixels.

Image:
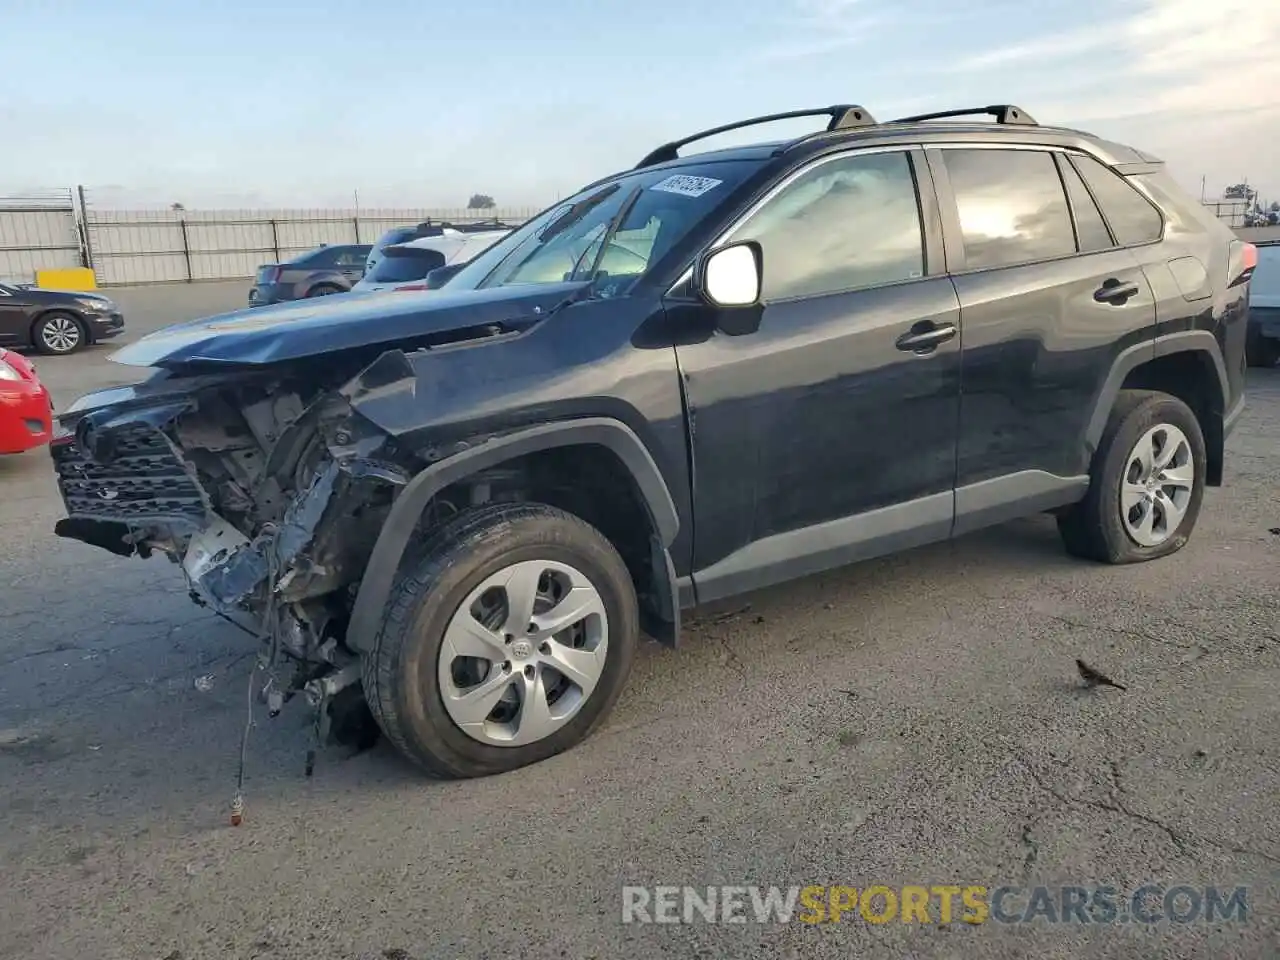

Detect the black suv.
[{"left": 49, "top": 104, "right": 1252, "bottom": 779}]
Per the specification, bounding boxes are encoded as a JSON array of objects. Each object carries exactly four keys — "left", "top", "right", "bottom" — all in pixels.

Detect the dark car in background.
[
  {"left": 249, "top": 244, "right": 372, "bottom": 307},
  {"left": 0, "top": 281, "right": 125, "bottom": 355}
]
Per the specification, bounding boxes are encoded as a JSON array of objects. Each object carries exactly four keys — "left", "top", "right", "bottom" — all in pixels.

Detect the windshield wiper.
[
  {"left": 538, "top": 184, "right": 621, "bottom": 243},
  {"left": 534, "top": 186, "right": 646, "bottom": 325},
  {"left": 569, "top": 185, "right": 645, "bottom": 284}
]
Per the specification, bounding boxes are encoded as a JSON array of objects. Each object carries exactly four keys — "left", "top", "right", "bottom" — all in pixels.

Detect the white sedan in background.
[{"left": 351, "top": 228, "right": 511, "bottom": 294}]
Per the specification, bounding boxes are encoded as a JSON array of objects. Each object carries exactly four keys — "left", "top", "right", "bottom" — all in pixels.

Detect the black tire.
[
  {"left": 307, "top": 284, "right": 343, "bottom": 298},
  {"left": 1057, "top": 389, "right": 1206, "bottom": 564},
  {"left": 1246, "top": 333, "right": 1280, "bottom": 368},
  {"left": 32, "top": 311, "right": 86, "bottom": 355},
  {"left": 362, "top": 501, "right": 639, "bottom": 778}
]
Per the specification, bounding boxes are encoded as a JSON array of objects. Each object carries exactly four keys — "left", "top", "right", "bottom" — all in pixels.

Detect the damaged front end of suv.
[
  {"left": 48, "top": 289, "right": 565, "bottom": 756},
  {"left": 55, "top": 363, "right": 398, "bottom": 711}
]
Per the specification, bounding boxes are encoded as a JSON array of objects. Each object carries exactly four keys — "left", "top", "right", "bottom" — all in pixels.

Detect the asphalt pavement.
[{"left": 1, "top": 281, "right": 1278, "bottom": 960}]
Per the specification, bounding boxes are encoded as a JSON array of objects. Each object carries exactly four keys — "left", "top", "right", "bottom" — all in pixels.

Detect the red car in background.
[{"left": 0, "top": 348, "right": 53, "bottom": 454}]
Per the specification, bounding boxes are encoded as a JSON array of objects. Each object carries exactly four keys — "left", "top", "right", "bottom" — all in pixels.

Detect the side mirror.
[{"left": 696, "top": 241, "right": 763, "bottom": 308}]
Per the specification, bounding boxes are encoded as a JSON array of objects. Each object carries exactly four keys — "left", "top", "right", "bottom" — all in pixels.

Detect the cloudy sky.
[{"left": 3, "top": 0, "right": 1277, "bottom": 209}]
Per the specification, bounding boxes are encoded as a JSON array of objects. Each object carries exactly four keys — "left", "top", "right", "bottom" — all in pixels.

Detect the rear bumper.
[
  {"left": 248, "top": 283, "right": 297, "bottom": 306},
  {"left": 1248, "top": 306, "right": 1280, "bottom": 340},
  {"left": 0, "top": 384, "right": 53, "bottom": 454}
]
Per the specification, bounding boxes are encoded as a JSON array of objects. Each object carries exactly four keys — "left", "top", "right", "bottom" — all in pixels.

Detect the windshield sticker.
[{"left": 650, "top": 175, "right": 723, "bottom": 199}]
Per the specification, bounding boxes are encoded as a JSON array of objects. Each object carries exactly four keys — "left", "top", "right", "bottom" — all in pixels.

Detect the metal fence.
[
  {"left": 81, "top": 200, "right": 539, "bottom": 286},
  {"left": 0, "top": 190, "right": 82, "bottom": 282},
  {"left": 0, "top": 183, "right": 1271, "bottom": 287},
  {"left": 1202, "top": 199, "right": 1251, "bottom": 229}
]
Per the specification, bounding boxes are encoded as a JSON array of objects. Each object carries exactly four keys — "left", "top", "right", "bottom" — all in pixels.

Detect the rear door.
[
  {"left": 334, "top": 246, "right": 370, "bottom": 285},
  {"left": 929, "top": 145, "right": 1157, "bottom": 534}
]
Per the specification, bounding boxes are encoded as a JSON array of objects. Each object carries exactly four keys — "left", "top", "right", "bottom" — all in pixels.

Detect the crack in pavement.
[
  {"left": 1016, "top": 755, "right": 1193, "bottom": 860},
  {"left": 30, "top": 649, "right": 256, "bottom": 716},
  {"left": 1020, "top": 822, "right": 1039, "bottom": 878},
  {"left": 0, "top": 642, "right": 84, "bottom": 669},
  {"left": 1045, "top": 614, "right": 1223, "bottom": 662},
  {"left": 1013, "top": 754, "right": 1280, "bottom": 869},
  {"left": 0, "top": 618, "right": 218, "bottom": 670}
]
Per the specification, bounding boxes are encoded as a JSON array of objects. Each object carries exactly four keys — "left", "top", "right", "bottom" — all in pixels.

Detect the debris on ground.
[{"left": 1076, "top": 658, "right": 1127, "bottom": 691}]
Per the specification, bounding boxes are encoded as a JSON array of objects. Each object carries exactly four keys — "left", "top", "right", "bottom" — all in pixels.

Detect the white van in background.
[
  {"left": 1248, "top": 241, "right": 1280, "bottom": 367},
  {"left": 351, "top": 228, "right": 512, "bottom": 294}
]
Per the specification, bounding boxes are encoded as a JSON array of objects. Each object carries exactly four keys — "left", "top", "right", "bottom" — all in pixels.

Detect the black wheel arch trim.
[
  {"left": 1084, "top": 331, "right": 1230, "bottom": 455},
  {"left": 346, "top": 417, "right": 682, "bottom": 653}
]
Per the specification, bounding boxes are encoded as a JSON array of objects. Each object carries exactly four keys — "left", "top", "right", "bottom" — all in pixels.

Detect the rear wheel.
[
  {"left": 1057, "top": 390, "right": 1206, "bottom": 564},
  {"left": 362, "top": 502, "right": 639, "bottom": 778},
  {"left": 307, "top": 284, "right": 343, "bottom": 297},
  {"left": 32, "top": 311, "right": 85, "bottom": 355}
]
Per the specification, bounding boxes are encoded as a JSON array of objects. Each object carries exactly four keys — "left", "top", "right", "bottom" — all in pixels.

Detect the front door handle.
[
  {"left": 896, "top": 322, "right": 957, "bottom": 353},
  {"left": 1094, "top": 278, "right": 1141, "bottom": 304}
]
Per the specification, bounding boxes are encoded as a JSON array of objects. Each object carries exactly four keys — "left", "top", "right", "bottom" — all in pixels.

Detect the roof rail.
[
  {"left": 635, "top": 105, "right": 878, "bottom": 169},
  {"left": 891, "top": 104, "right": 1037, "bottom": 126}
]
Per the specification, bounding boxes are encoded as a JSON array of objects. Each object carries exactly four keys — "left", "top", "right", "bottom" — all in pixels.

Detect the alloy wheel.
[{"left": 41, "top": 316, "right": 81, "bottom": 353}]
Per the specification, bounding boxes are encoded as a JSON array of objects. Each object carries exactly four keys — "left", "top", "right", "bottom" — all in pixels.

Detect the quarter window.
[
  {"left": 1057, "top": 156, "right": 1114, "bottom": 253},
  {"left": 729, "top": 151, "right": 926, "bottom": 300},
  {"left": 944, "top": 149, "right": 1076, "bottom": 270},
  {"left": 1070, "top": 154, "right": 1164, "bottom": 246}
]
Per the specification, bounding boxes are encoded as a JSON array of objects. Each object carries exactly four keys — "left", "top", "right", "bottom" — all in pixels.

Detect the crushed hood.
[{"left": 110, "top": 281, "right": 588, "bottom": 368}]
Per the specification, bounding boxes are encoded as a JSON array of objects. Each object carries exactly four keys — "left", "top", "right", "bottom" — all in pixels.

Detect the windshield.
[{"left": 446, "top": 159, "right": 763, "bottom": 296}]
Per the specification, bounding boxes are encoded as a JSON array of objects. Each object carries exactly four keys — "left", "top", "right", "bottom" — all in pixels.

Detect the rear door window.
[
  {"left": 335, "top": 247, "right": 370, "bottom": 268},
  {"left": 1069, "top": 155, "right": 1164, "bottom": 246},
  {"left": 943, "top": 149, "right": 1076, "bottom": 270},
  {"left": 297, "top": 246, "right": 341, "bottom": 268}
]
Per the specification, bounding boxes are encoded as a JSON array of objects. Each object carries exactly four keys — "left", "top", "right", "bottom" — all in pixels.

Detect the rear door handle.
[
  {"left": 896, "top": 322, "right": 957, "bottom": 353},
  {"left": 1094, "top": 279, "right": 1141, "bottom": 304}
]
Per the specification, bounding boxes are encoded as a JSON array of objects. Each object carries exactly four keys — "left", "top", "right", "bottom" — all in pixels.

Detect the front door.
[
  {"left": 0, "top": 286, "right": 31, "bottom": 345},
  {"left": 672, "top": 147, "right": 963, "bottom": 603}
]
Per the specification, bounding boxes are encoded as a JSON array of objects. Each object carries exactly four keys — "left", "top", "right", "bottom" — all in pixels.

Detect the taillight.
[
  {"left": 393, "top": 283, "right": 429, "bottom": 292},
  {"left": 1229, "top": 241, "right": 1257, "bottom": 287},
  {"left": 263, "top": 266, "right": 282, "bottom": 284}
]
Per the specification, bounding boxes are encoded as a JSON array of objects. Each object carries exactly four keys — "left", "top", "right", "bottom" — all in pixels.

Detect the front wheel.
[
  {"left": 33, "top": 311, "right": 85, "bottom": 355},
  {"left": 362, "top": 502, "right": 639, "bottom": 778},
  {"left": 1057, "top": 389, "right": 1206, "bottom": 563}
]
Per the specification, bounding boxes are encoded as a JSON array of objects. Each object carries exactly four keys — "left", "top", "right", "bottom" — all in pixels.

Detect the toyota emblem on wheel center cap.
[{"left": 510, "top": 640, "right": 534, "bottom": 660}]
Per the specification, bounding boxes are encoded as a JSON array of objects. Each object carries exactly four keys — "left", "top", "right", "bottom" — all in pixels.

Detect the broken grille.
[{"left": 52, "top": 424, "right": 208, "bottom": 527}]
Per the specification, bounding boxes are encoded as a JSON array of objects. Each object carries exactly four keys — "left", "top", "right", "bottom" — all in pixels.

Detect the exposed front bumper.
[{"left": 85, "top": 311, "right": 126, "bottom": 341}]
